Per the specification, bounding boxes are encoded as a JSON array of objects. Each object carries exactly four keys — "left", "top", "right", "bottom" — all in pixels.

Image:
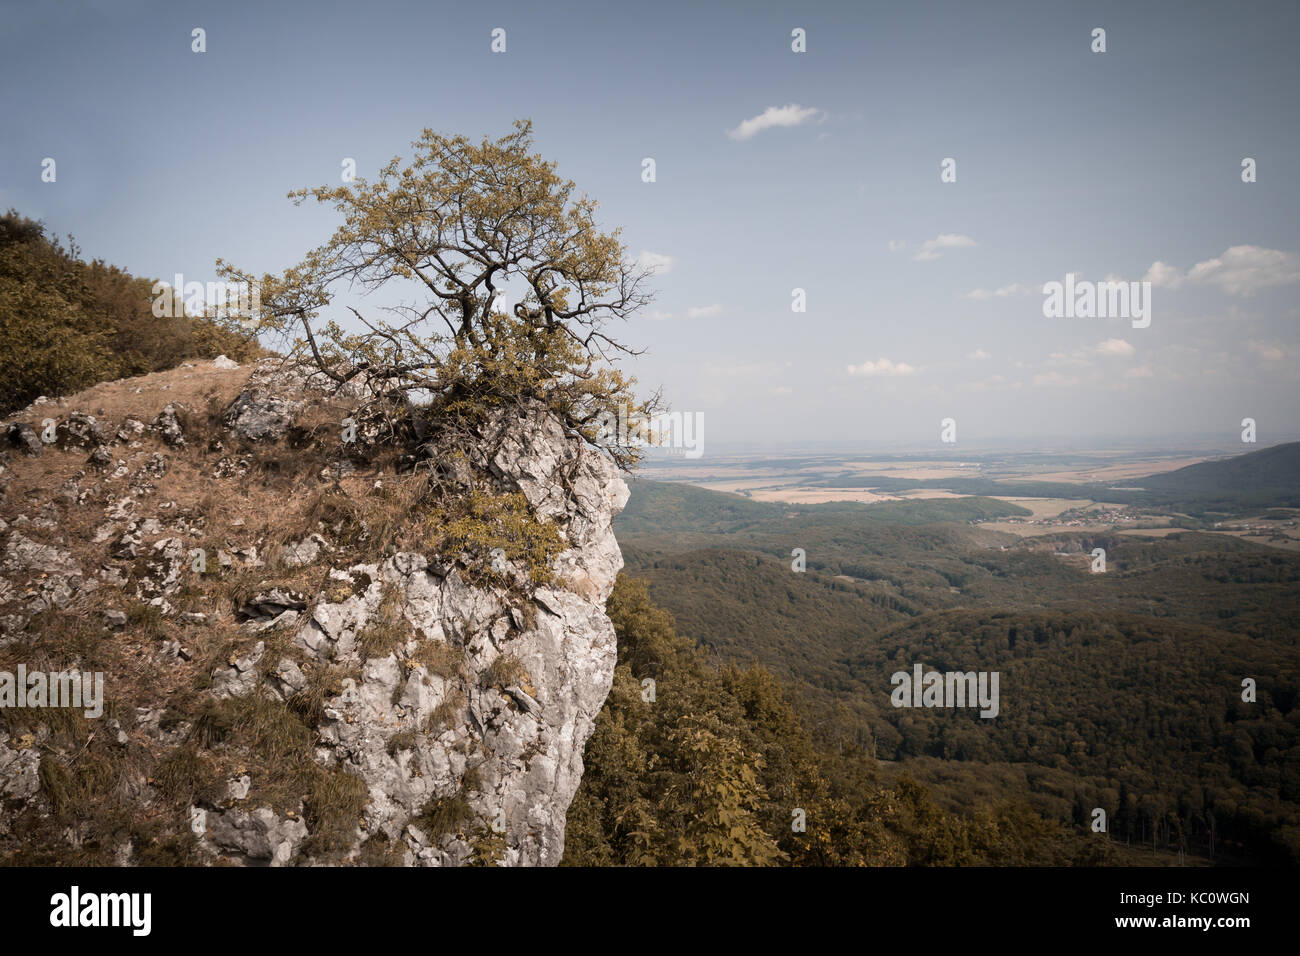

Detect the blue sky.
[{"left": 3, "top": 0, "right": 1298, "bottom": 447}]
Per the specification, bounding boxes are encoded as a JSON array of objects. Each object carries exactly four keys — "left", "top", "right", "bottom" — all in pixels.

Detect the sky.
[{"left": 2, "top": 0, "right": 1298, "bottom": 449}]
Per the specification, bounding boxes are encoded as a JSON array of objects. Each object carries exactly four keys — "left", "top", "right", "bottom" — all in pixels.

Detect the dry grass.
[
  {"left": 410, "top": 639, "right": 465, "bottom": 681},
  {"left": 480, "top": 654, "right": 533, "bottom": 695},
  {"left": 425, "top": 689, "right": 467, "bottom": 735},
  {"left": 357, "top": 585, "right": 410, "bottom": 660},
  {"left": 0, "top": 359, "right": 425, "bottom": 865},
  {"left": 7, "top": 360, "right": 250, "bottom": 432},
  {"left": 357, "top": 831, "right": 406, "bottom": 866},
  {"left": 289, "top": 664, "right": 362, "bottom": 726}
]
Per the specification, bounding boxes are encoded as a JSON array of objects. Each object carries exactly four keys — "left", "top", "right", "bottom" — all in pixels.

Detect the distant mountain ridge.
[
  {"left": 1139, "top": 441, "right": 1300, "bottom": 500},
  {"left": 792, "top": 442, "right": 1300, "bottom": 514}
]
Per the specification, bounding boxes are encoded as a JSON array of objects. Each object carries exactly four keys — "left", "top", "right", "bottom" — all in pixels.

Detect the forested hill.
[
  {"left": 1137, "top": 441, "right": 1300, "bottom": 506},
  {"left": 614, "top": 479, "right": 1300, "bottom": 864},
  {"left": 0, "top": 210, "right": 263, "bottom": 415},
  {"left": 617, "top": 478, "right": 1029, "bottom": 537}
]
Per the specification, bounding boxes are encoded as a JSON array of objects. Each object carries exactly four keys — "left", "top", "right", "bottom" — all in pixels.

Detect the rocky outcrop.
[
  {"left": 216, "top": 372, "right": 629, "bottom": 866},
  {"left": 0, "top": 359, "right": 629, "bottom": 867},
  {"left": 223, "top": 359, "right": 373, "bottom": 443}
]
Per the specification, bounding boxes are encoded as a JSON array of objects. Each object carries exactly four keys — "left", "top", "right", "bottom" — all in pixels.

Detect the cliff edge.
[{"left": 0, "top": 356, "right": 627, "bottom": 866}]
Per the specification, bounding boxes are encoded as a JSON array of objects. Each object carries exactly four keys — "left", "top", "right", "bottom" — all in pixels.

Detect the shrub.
[{"left": 425, "top": 489, "right": 563, "bottom": 586}]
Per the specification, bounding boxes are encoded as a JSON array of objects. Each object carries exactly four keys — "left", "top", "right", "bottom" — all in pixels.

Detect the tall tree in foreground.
[{"left": 220, "top": 120, "right": 661, "bottom": 467}]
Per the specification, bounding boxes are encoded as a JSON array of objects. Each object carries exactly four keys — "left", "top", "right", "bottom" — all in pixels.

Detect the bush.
[
  {"left": 425, "top": 489, "right": 564, "bottom": 586},
  {"left": 0, "top": 209, "right": 265, "bottom": 414}
]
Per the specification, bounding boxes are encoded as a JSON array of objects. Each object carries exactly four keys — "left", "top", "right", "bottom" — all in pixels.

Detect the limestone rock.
[
  {"left": 151, "top": 404, "right": 186, "bottom": 447},
  {"left": 0, "top": 363, "right": 628, "bottom": 869},
  {"left": 5, "top": 423, "right": 42, "bottom": 456},
  {"left": 57, "top": 412, "right": 107, "bottom": 448},
  {"left": 207, "top": 806, "right": 308, "bottom": 866}
]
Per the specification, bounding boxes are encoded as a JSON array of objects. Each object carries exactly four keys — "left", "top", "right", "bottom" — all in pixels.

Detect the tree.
[{"left": 219, "top": 120, "right": 661, "bottom": 467}]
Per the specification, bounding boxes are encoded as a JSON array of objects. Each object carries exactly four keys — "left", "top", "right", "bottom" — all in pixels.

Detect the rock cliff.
[{"left": 0, "top": 357, "right": 628, "bottom": 866}]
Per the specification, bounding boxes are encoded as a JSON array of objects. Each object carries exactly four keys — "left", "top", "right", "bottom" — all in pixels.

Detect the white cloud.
[
  {"left": 1187, "top": 246, "right": 1300, "bottom": 295},
  {"left": 965, "top": 282, "right": 1029, "bottom": 300},
  {"left": 644, "top": 310, "right": 674, "bottom": 321},
  {"left": 1046, "top": 349, "right": 1092, "bottom": 367},
  {"left": 687, "top": 304, "right": 723, "bottom": 318},
  {"left": 913, "top": 234, "right": 976, "bottom": 262},
  {"left": 636, "top": 250, "right": 675, "bottom": 275},
  {"left": 1095, "top": 338, "right": 1135, "bottom": 358},
  {"left": 888, "top": 239, "right": 907, "bottom": 252},
  {"left": 968, "top": 374, "right": 1021, "bottom": 392},
  {"left": 967, "top": 348, "right": 991, "bottom": 360},
  {"left": 727, "top": 104, "right": 821, "bottom": 141},
  {"left": 1125, "top": 365, "right": 1154, "bottom": 379},
  {"left": 1143, "top": 261, "right": 1182, "bottom": 288},
  {"left": 847, "top": 358, "right": 916, "bottom": 376},
  {"left": 1142, "top": 245, "right": 1300, "bottom": 296}
]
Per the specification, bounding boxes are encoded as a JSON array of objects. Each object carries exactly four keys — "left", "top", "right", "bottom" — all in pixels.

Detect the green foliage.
[
  {"left": 661, "top": 713, "right": 785, "bottom": 866},
  {"left": 0, "top": 209, "right": 264, "bottom": 414},
  {"left": 615, "top": 480, "right": 1300, "bottom": 864},
  {"left": 565, "top": 575, "right": 1095, "bottom": 866},
  {"left": 425, "top": 489, "right": 564, "bottom": 586}
]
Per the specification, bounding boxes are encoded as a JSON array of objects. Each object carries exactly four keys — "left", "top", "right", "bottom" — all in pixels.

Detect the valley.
[{"left": 612, "top": 446, "right": 1300, "bottom": 864}]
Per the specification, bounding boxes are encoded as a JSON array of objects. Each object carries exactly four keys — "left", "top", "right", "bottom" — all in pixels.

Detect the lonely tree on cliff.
[{"left": 220, "top": 120, "right": 661, "bottom": 466}]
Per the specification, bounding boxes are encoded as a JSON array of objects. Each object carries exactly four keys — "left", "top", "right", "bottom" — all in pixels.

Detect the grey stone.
[
  {"left": 5, "top": 423, "right": 42, "bottom": 455},
  {"left": 115, "top": 418, "right": 146, "bottom": 443},
  {"left": 150, "top": 404, "right": 186, "bottom": 447},
  {"left": 57, "top": 412, "right": 107, "bottom": 448},
  {"left": 281, "top": 534, "right": 327, "bottom": 568},
  {"left": 207, "top": 806, "right": 308, "bottom": 866}
]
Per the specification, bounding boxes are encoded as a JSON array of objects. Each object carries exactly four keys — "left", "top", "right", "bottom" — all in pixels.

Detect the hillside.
[
  {"left": 0, "top": 210, "right": 262, "bottom": 415},
  {"left": 1138, "top": 441, "right": 1300, "bottom": 508},
  {"left": 0, "top": 360, "right": 1109, "bottom": 867},
  {"left": 0, "top": 357, "right": 630, "bottom": 866},
  {"left": 793, "top": 442, "right": 1300, "bottom": 515},
  {"left": 615, "top": 479, "right": 1300, "bottom": 864}
]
